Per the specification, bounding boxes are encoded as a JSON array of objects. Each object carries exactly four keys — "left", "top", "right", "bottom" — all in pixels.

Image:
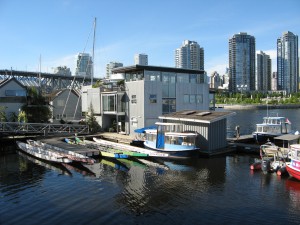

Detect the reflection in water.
[
  {"left": 286, "top": 178, "right": 300, "bottom": 211},
  {"left": 18, "top": 151, "right": 72, "bottom": 176},
  {"left": 0, "top": 152, "right": 46, "bottom": 202},
  {"left": 115, "top": 157, "right": 227, "bottom": 215},
  {"left": 1, "top": 139, "right": 300, "bottom": 224}
]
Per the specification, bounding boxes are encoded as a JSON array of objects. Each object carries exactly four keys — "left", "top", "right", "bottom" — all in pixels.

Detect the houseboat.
[
  {"left": 143, "top": 122, "right": 200, "bottom": 158},
  {"left": 252, "top": 116, "right": 292, "bottom": 143},
  {"left": 286, "top": 144, "right": 300, "bottom": 180}
]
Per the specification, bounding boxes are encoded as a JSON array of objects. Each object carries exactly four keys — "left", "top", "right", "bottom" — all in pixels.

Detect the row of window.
[
  {"left": 130, "top": 94, "right": 203, "bottom": 104},
  {"left": 5, "top": 90, "right": 26, "bottom": 97},
  {"left": 125, "top": 70, "right": 205, "bottom": 84},
  {"left": 184, "top": 94, "right": 203, "bottom": 104}
]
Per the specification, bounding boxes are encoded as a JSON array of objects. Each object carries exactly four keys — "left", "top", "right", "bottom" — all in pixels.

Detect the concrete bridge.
[{"left": 0, "top": 122, "right": 89, "bottom": 135}]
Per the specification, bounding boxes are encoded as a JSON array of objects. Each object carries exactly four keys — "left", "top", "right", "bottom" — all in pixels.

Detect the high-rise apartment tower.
[
  {"left": 256, "top": 51, "right": 272, "bottom": 92},
  {"left": 75, "top": 53, "right": 93, "bottom": 78},
  {"left": 228, "top": 32, "right": 256, "bottom": 93},
  {"left": 175, "top": 40, "right": 204, "bottom": 70},
  {"left": 277, "top": 31, "right": 299, "bottom": 93},
  {"left": 134, "top": 53, "right": 148, "bottom": 66}
]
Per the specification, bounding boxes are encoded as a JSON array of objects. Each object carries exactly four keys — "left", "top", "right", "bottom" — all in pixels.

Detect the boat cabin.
[
  {"left": 290, "top": 144, "right": 300, "bottom": 160},
  {"left": 144, "top": 122, "right": 197, "bottom": 150},
  {"left": 255, "top": 117, "right": 291, "bottom": 135}
]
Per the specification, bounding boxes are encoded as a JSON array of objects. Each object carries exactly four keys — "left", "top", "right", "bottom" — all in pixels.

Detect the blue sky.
[{"left": 0, "top": 0, "right": 299, "bottom": 78}]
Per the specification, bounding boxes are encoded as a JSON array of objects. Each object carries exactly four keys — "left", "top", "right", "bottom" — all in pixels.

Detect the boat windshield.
[
  {"left": 155, "top": 122, "right": 183, "bottom": 133},
  {"left": 263, "top": 117, "right": 285, "bottom": 124},
  {"left": 164, "top": 134, "right": 196, "bottom": 146},
  {"left": 256, "top": 125, "right": 281, "bottom": 134},
  {"left": 291, "top": 145, "right": 300, "bottom": 160}
]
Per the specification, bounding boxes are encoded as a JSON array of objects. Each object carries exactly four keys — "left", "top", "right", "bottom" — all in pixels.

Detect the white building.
[
  {"left": 82, "top": 84, "right": 125, "bottom": 132},
  {"left": 82, "top": 65, "right": 209, "bottom": 136},
  {"left": 113, "top": 65, "right": 209, "bottom": 135},
  {"left": 53, "top": 66, "right": 72, "bottom": 76},
  {"left": 210, "top": 71, "right": 222, "bottom": 89},
  {"left": 134, "top": 53, "right": 148, "bottom": 65},
  {"left": 175, "top": 40, "right": 204, "bottom": 70},
  {"left": 75, "top": 53, "right": 93, "bottom": 78},
  {"left": 106, "top": 62, "right": 123, "bottom": 79}
]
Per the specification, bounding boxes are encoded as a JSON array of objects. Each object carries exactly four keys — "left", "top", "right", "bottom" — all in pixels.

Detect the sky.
[{"left": 0, "top": 0, "right": 300, "bottom": 78}]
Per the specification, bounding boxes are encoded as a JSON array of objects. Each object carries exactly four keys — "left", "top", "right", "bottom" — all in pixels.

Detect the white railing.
[{"left": 0, "top": 122, "right": 89, "bottom": 135}]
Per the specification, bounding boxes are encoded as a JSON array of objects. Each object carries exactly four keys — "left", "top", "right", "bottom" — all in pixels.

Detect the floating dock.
[
  {"left": 38, "top": 136, "right": 99, "bottom": 157},
  {"left": 227, "top": 134, "right": 260, "bottom": 153}
]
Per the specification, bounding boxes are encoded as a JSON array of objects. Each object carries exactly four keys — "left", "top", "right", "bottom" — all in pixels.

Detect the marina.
[{"left": 1, "top": 108, "right": 300, "bottom": 225}]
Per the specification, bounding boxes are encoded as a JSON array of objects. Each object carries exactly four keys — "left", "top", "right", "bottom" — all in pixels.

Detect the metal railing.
[{"left": 0, "top": 122, "right": 89, "bottom": 135}]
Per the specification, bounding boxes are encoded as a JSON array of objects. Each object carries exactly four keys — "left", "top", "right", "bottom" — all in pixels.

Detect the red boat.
[{"left": 286, "top": 144, "right": 300, "bottom": 181}]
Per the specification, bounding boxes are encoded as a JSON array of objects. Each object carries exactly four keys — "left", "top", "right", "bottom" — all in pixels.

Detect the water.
[
  {"left": 1, "top": 108, "right": 300, "bottom": 225},
  {"left": 224, "top": 108, "right": 300, "bottom": 137}
]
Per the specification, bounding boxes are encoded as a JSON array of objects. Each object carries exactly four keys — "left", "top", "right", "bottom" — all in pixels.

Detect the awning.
[
  {"left": 134, "top": 125, "right": 157, "bottom": 133},
  {"left": 274, "top": 134, "right": 300, "bottom": 141}
]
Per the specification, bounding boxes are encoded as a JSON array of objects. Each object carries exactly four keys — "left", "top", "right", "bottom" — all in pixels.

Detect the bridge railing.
[{"left": 0, "top": 122, "right": 89, "bottom": 135}]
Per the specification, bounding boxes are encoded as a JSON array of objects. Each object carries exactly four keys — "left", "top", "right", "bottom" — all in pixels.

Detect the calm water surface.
[
  {"left": 1, "top": 108, "right": 300, "bottom": 225},
  {"left": 225, "top": 108, "right": 300, "bottom": 137}
]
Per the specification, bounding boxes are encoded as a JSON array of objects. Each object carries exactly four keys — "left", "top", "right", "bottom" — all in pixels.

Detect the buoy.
[
  {"left": 250, "top": 162, "right": 261, "bottom": 170},
  {"left": 277, "top": 166, "right": 288, "bottom": 176}
]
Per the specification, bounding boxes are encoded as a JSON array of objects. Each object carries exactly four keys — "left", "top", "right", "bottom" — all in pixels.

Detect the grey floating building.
[{"left": 158, "top": 110, "right": 235, "bottom": 154}]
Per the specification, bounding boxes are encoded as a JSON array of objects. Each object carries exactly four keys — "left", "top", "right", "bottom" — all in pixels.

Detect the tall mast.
[
  {"left": 91, "top": 17, "right": 96, "bottom": 86},
  {"left": 39, "top": 54, "right": 41, "bottom": 94}
]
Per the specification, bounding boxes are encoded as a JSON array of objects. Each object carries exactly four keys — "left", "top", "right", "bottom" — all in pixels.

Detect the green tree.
[
  {"left": 18, "top": 110, "right": 28, "bottom": 123},
  {"left": 86, "top": 103, "right": 101, "bottom": 134},
  {"left": 21, "top": 87, "right": 51, "bottom": 123},
  {"left": 9, "top": 112, "right": 18, "bottom": 122},
  {"left": 0, "top": 106, "right": 7, "bottom": 122},
  {"left": 92, "top": 79, "right": 103, "bottom": 88}
]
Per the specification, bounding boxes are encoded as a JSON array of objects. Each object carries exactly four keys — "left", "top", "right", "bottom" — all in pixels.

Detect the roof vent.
[
  {"left": 196, "top": 112, "right": 211, "bottom": 116},
  {"left": 181, "top": 111, "right": 196, "bottom": 115}
]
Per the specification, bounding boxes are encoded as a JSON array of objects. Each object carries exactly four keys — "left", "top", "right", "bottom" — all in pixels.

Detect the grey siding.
[
  {"left": 161, "top": 118, "right": 228, "bottom": 153},
  {"left": 125, "top": 81, "right": 145, "bottom": 135},
  {"left": 176, "top": 82, "right": 209, "bottom": 111}
]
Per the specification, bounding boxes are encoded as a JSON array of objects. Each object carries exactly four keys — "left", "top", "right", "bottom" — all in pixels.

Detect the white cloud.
[
  {"left": 41, "top": 54, "right": 77, "bottom": 74},
  {"left": 206, "top": 54, "right": 228, "bottom": 75}
]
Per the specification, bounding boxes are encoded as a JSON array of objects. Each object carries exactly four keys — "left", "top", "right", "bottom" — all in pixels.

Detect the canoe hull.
[{"left": 16, "top": 141, "right": 72, "bottom": 163}]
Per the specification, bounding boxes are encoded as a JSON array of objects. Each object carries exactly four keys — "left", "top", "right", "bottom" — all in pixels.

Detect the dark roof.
[
  {"left": 159, "top": 110, "right": 236, "bottom": 123},
  {"left": 0, "top": 77, "right": 26, "bottom": 89},
  {"left": 112, "top": 65, "right": 205, "bottom": 74},
  {"left": 274, "top": 134, "right": 300, "bottom": 141},
  {"left": 46, "top": 89, "right": 80, "bottom": 100}
]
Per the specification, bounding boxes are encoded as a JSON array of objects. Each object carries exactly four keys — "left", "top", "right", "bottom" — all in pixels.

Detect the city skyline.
[{"left": 0, "top": 0, "right": 299, "bottom": 78}]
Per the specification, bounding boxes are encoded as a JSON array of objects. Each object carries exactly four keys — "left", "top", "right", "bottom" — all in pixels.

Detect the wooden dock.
[
  {"left": 34, "top": 133, "right": 264, "bottom": 158},
  {"left": 227, "top": 134, "right": 260, "bottom": 154}
]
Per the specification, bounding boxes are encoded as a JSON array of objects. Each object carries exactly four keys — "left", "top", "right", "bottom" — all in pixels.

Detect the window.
[
  {"left": 177, "top": 74, "right": 189, "bottom": 83},
  {"left": 190, "top": 95, "right": 196, "bottom": 103},
  {"left": 190, "top": 74, "right": 197, "bottom": 83},
  {"left": 149, "top": 94, "right": 157, "bottom": 103},
  {"left": 103, "top": 95, "right": 116, "bottom": 112},
  {"left": 131, "top": 95, "right": 137, "bottom": 104},
  {"left": 144, "top": 70, "right": 161, "bottom": 81},
  {"left": 162, "top": 99, "right": 176, "bottom": 114},
  {"left": 5, "top": 90, "right": 26, "bottom": 96},
  {"left": 196, "top": 95, "right": 203, "bottom": 103},
  {"left": 184, "top": 95, "right": 189, "bottom": 103}
]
